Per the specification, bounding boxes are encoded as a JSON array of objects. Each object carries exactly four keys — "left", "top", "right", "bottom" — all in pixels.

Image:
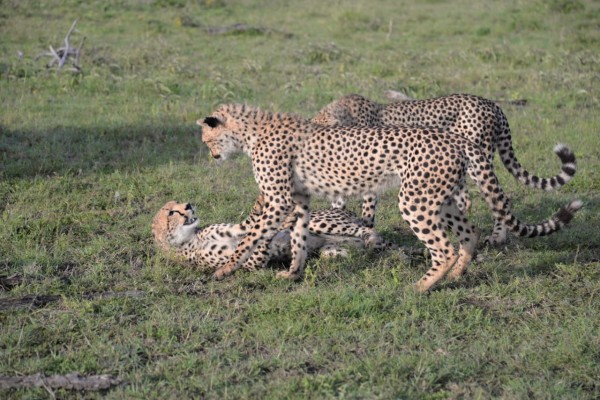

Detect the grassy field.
[{"left": 1, "top": 0, "right": 599, "bottom": 398}]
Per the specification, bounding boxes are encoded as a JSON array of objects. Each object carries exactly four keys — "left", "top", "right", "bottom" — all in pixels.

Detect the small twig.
[{"left": 386, "top": 19, "right": 393, "bottom": 41}]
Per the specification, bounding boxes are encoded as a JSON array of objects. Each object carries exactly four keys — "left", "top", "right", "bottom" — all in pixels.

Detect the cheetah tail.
[
  {"left": 499, "top": 141, "right": 577, "bottom": 192},
  {"left": 505, "top": 199, "right": 583, "bottom": 238},
  {"left": 470, "top": 150, "right": 583, "bottom": 238},
  {"left": 483, "top": 181, "right": 582, "bottom": 238}
]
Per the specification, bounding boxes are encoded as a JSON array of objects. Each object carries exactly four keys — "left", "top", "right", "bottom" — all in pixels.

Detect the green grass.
[{"left": 1, "top": 0, "right": 599, "bottom": 398}]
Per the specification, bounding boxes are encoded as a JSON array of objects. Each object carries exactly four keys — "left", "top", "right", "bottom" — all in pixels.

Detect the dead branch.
[
  {"left": 0, "top": 291, "right": 146, "bottom": 311},
  {"left": 0, "top": 373, "right": 121, "bottom": 391},
  {"left": 0, "top": 274, "right": 23, "bottom": 291},
  {"left": 35, "top": 19, "right": 85, "bottom": 71},
  {"left": 0, "top": 295, "right": 61, "bottom": 311},
  {"left": 60, "top": 19, "right": 78, "bottom": 68}
]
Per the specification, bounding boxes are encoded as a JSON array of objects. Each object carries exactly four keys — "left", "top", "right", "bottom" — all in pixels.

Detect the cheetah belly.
[
  {"left": 196, "top": 228, "right": 242, "bottom": 266},
  {"left": 269, "top": 229, "right": 328, "bottom": 261}
]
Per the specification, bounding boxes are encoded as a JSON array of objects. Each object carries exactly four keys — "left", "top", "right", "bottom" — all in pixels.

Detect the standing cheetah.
[
  {"left": 312, "top": 93, "right": 577, "bottom": 245},
  {"left": 198, "top": 105, "right": 582, "bottom": 291},
  {"left": 152, "top": 195, "right": 389, "bottom": 271}
]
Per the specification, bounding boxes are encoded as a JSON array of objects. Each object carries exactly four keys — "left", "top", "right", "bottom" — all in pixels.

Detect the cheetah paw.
[
  {"left": 483, "top": 235, "right": 506, "bottom": 246},
  {"left": 414, "top": 280, "right": 431, "bottom": 293},
  {"left": 212, "top": 268, "right": 231, "bottom": 281},
  {"left": 320, "top": 246, "right": 349, "bottom": 258},
  {"left": 446, "top": 268, "right": 465, "bottom": 281},
  {"left": 276, "top": 271, "right": 302, "bottom": 281}
]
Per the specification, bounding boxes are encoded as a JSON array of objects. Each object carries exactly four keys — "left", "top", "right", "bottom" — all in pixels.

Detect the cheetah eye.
[
  {"left": 203, "top": 117, "right": 221, "bottom": 128},
  {"left": 168, "top": 210, "right": 186, "bottom": 218}
]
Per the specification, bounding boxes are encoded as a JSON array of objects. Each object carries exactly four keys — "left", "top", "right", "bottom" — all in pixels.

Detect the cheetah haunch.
[
  {"left": 152, "top": 196, "right": 389, "bottom": 271},
  {"left": 312, "top": 93, "right": 577, "bottom": 245},
  {"left": 199, "top": 104, "right": 582, "bottom": 292}
]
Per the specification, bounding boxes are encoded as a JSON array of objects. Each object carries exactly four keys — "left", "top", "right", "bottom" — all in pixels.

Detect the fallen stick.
[{"left": 0, "top": 373, "right": 121, "bottom": 391}]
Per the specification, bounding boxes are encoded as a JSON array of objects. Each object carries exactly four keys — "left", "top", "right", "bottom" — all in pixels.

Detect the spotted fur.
[
  {"left": 198, "top": 104, "right": 582, "bottom": 291},
  {"left": 312, "top": 93, "right": 578, "bottom": 245},
  {"left": 152, "top": 196, "right": 389, "bottom": 271}
]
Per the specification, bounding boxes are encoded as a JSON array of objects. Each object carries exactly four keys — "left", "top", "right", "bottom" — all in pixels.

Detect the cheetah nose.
[{"left": 212, "top": 153, "right": 221, "bottom": 159}]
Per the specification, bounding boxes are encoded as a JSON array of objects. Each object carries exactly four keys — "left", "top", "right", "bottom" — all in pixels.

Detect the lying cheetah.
[
  {"left": 312, "top": 93, "right": 577, "bottom": 245},
  {"left": 198, "top": 104, "right": 582, "bottom": 292},
  {"left": 152, "top": 196, "right": 389, "bottom": 271}
]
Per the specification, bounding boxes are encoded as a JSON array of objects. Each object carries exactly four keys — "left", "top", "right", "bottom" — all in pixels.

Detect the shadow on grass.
[{"left": 0, "top": 122, "right": 204, "bottom": 179}]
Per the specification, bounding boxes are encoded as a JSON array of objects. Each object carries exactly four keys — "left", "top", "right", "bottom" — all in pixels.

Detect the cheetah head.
[
  {"left": 311, "top": 99, "right": 357, "bottom": 126},
  {"left": 197, "top": 105, "right": 245, "bottom": 161},
  {"left": 152, "top": 201, "right": 200, "bottom": 251}
]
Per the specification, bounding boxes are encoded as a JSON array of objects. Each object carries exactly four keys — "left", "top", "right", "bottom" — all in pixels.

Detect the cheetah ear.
[
  {"left": 152, "top": 201, "right": 178, "bottom": 251},
  {"left": 199, "top": 116, "right": 223, "bottom": 128}
]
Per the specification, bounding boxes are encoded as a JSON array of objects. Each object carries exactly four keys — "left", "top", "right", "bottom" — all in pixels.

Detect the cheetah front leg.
[
  {"left": 360, "top": 192, "right": 378, "bottom": 228},
  {"left": 213, "top": 196, "right": 294, "bottom": 280},
  {"left": 276, "top": 193, "right": 311, "bottom": 280}
]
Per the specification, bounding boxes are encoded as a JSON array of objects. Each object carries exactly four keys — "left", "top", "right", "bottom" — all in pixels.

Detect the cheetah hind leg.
[
  {"left": 453, "top": 182, "right": 471, "bottom": 214},
  {"left": 330, "top": 195, "right": 347, "bottom": 210},
  {"left": 483, "top": 195, "right": 512, "bottom": 246},
  {"left": 441, "top": 199, "right": 481, "bottom": 281},
  {"left": 276, "top": 195, "right": 310, "bottom": 281},
  {"left": 400, "top": 201, "right": 458, "bottom": 292},
  {"left": 483, "top": 223, "right": 508, "bottom": 246}
]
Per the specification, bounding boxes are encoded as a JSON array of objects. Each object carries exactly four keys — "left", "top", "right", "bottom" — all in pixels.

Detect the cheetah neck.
[{"left": 225, "top": 104, "right": 314, "bottom": 156}]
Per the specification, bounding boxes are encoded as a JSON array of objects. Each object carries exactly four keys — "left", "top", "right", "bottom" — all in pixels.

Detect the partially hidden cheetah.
[
  {"left": 198, "top": 104, "right": 582, "bottom": 292},
  {"left": 152, "top": 195, "right": 390, "bottom": 271},
  {"left": 312, "top": 93, "right": 577, "bottom": 245}
]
